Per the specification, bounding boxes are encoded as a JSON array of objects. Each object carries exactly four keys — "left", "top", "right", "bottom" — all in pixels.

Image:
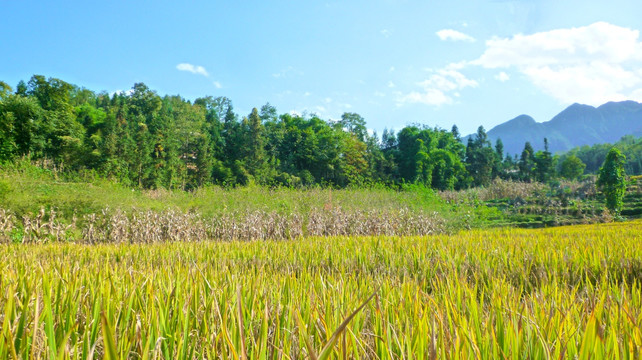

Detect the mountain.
[{"left": 471, "top": 101, "right": 642, "bottom": 156}]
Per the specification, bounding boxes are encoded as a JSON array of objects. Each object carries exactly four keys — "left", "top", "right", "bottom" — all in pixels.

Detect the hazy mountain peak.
[
  {"left": 504, "top": 114, "right": 536, "bottom": 126},
  {"left": 477, "top": 100, "right": 642, "bottom": 155}
]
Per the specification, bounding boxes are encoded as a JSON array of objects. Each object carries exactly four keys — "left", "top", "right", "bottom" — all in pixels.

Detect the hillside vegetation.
[
  {"left": 4, "top": 161, "right": 642, "bottom": 243},
  {"left": 4, "top": 75, "right": 641, "bottom": 196}
]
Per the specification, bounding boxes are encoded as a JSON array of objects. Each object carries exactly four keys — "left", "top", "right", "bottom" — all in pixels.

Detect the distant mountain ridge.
[{"left": 468, "top": 101, "right": 642, "bottom": 156}]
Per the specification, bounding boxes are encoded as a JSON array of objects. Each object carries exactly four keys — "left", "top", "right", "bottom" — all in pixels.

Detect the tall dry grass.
[{"left": 439, "top": 179, "right": 548, "bottom": 204}]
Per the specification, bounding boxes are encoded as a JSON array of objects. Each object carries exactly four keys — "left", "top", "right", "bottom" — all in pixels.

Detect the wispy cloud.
[
  {"left": 272, "top": 66, "right": 303, "bottom": 78},
  {"left": 213, "top": 81, "right": 222, "bottom": 89},
  {"left": 380, "top": 29, "right": 391, "bottom": 38},
  {"left": 398, "top": 65, "right": 478, "bottom": 106},
  {"left": 473, "top": 22, "right": 642, "bottom": 104},
  {"left": 495, "top": 72, "right": 510, "bottom": 82},
  {"left": 436, "top": 29, "right": 475, "bottom": 42},
  {"left": 176, "top": 63, "right": 209, "bottom": 77}
]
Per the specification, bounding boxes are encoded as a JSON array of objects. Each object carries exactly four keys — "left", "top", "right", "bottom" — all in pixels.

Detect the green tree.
[
  {"left": 533, "top": 138, "right": 554, "bottom": 183},
  {"left": 0, "top": 81, "right": 12, "bottom": 100},
  {"left": 559, "top": 155, "right": 586, "bottom": 180},
  {"left": 15, "top": 81, "right": 27, "bottom": 96},
  {"left": 493, "top": 138, "right": 504, "bottom": 178},
  {"left": 431, "top": 149, "right": 465, "bottom": 190},
  {"left": 494, "top": 138, "right": 504, "bottom": 162},
  {"left": 259, "top": 103, "right": 278, "bottom": 123},
  {"left": 242, "top": 108, "right": 267, "bottom": 181},
  {"left": 396, "top": 126, "right": 466, "bottom": 189},
  {"left": 100, "top": 105, "right": 135, "bottom": 185},
  {"left": 339, "top": 112, "right": 367, "bottom": 142},
  {"left": 26, "top": 75, "right": 74, "bottom": 113},
  {"left": 194, "top": 96, "right": 229, "bottom": 166},
  {"left": 414, "top": 138, "right": 432, "bottom": 184},
  {"left": 597, "top": 148, "right": 627, "bottom": 215},
  {"left": 465, "top": 126, "right": 496, "bottom": 187},
  {"left": 193, "top": 132, "right": 213, "bottom": 187},
  {"left": 131, "top": 118, "right": 153, "bottom": 187},
  {"left": 451, "top": 125, "right": 461, "bottom": 142},
  {"left": 338, "top": 131, "right": 368, "bottom": 185},
  {"left": 0, "top": 94, "right": 44, "bottom": 158},
  {"left": 0, "top": 111, "right": 16, "bottom": 161},
  {"left": 519, "top": 142, "right": 535, "bottom": 181}
]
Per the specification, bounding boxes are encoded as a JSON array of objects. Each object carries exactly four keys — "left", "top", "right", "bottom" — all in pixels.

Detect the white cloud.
[
  {"left": 213, "top": 81, "right": 222, "bottom": 89},
  {"left": 272, "top": 66, "right": 303, "bottom": 79},
  {"left": 381, "top": 29, "right": 391, "bottom": 38},
  {"left": 473, "top": 22, "right": 642, "bottom": 104},
  {"left": 495, "top": 72, "right": 510, "bottom": 82},
  {"left": 176, "top": 63, "right": 209, "bottom": 77},
  {"left": 398, "top": 67, "right": 478, "bottom": 106},
  {"left": 387, "top": 81, "right": 396, "bottom": 88},
  {"left": 389, "top": 66, "right": 395, "bottom": 72},
  {"left": 445, "top": 61, "right": 467, "bottom": 70},
  {"left": 632, "top": 88, "right": 642, "bottom": 100},
  {"left": 274, "top": 90, "right": 293, "bottom": 99},
  {"left": 400, "top": 89, "right": 453, "bottom": 106},
  {"left": 374, "top": 91, "right": 386, "bottom": 97},
  {"left": 436, "top": 29, "right": 475, "bottom": 42}
]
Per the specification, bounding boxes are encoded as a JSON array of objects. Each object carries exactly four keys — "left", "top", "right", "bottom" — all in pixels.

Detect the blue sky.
[{"left": 2, "top": 0, "right": 642, "bottom": 135}]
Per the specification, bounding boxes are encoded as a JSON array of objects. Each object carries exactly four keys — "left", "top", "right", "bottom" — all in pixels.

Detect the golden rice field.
[{"left": 1, "top": 221, "right": 641, "bottom": 359}]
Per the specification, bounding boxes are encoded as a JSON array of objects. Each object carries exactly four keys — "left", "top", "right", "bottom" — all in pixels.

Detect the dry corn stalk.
[
  {"left": 0, "top": 208, "right": 15, "bottom": 243},
  {"left": 21, "top": 207, "right": 75, "bottom": 243},
  {"left": 13, "top": 206, "right": 447, "bottom": 244}
]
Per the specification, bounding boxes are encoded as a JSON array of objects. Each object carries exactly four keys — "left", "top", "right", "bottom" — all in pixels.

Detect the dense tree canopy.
[
  {"left": 557, "top": 135, "right": 642, "bottom": 176},
  {"left": 1, "top": 75, "right": 641, "bottom": 190}
]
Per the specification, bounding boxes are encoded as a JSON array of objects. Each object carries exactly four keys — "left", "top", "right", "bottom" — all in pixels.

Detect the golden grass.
[{"left": 0, "top": 221, "right": 641, "bottom": 358}]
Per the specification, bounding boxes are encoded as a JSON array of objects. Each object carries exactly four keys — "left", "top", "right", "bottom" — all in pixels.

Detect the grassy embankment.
[
  {"left": 2, "top": 162, "right": 642, "bottom": 243},
  {"left": 0, "top": 164, "right": 496, "bottom": 242}
]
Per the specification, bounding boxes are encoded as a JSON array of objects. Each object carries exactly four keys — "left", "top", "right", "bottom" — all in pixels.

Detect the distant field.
[{"left": 1, "top": 221, "right": 641, "bottom": 359}]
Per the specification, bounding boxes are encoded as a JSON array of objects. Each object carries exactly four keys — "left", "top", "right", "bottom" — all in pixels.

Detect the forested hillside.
[
  {"left": 1, "top": 75, "right": 640, "bottom": 190},
  {"left": 557, "top": 135, "right": 642, "bottom": 175}
]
